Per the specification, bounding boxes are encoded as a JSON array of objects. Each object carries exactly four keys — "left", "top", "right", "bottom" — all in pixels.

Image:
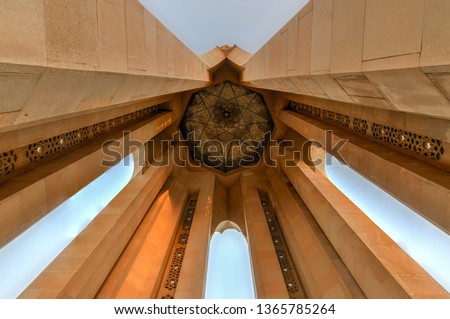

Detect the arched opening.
[
  {"left": 0, "top": 154, "right": 134, "bottom": 298},
  {"left": 205, "top": 222, "right": 255, "bottom": 299},
  {"left": 325, "top": 154, "right": 450, "bottom": 292}
]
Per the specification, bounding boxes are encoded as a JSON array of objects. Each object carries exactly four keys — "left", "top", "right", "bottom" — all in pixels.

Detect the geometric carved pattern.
[
  {"left": 164, "top": 247, "right": 185, "bottom": 291},
  {"left": 180, "top": 81, "right": 274, "bottom": 173},
  {"left": 26, "top": 128, "right": 89, "bottom": 163},
  {"left": 93, "top": 121, "right": 107, "bottom": 137},
  {"left": 322, "top": 110, "right": 350, "bottom": 128},
  {"left": 157, "top": 197, "right": 198, "bottom": 299},
  {"left": 275, "top": 248, "right": 301, "bottom": 294},
  {"left": 0, "top": 151, "right": 17, "bottom": 175},
  {"left": 372, "top": 123, "right": 444, "bottom": 160},
  {"left": 353, "top": 118, "right": 368, "bottom": 135},
  {"left": 290, "top": 101, "right": 445, "bottom": 161},
  {"left": 0, "top": 104, "right": 165, "bottom": 178},
  {"left": 259, "top": 192, "right": 303, "bottom": 298}
]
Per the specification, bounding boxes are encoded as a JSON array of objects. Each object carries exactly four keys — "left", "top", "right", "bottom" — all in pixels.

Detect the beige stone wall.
[
  {"left": 20, "top": 148, "right": 175, "bottom": 298},
  {"left": 242, "top": 0, "right": 450, "bottom": 119},
  {"left": 97, "top": 169, "right": 189, "bottom": 298},
  {"left": 240, "top": 172, "right": 289, "bottom": 299},
  {"left": 175, "top": 172, "right": 215, "bottom": 298},
  {"left": 210, "top": 182, "right": 229, "bottom": 233},
  {"left": 0, "top": 0, "right": 207, "bottom": 76},
  {"left": 0, "top": 0, "right": 209, "bottom": 128},
  {"left": 279, "top": 150, "right": 449, "bottom": 298},
  {"left": 279, "top": 110, "right": 450, "bottom": 235},
  {"left": 0, "top": 111, "right": 176, "bottom": 248},
  {"left": 281, "top": 93, "right": 450, "bottom": 172},
  {"left": 267, "top": 168, "right": 365, "bottom": 298}
]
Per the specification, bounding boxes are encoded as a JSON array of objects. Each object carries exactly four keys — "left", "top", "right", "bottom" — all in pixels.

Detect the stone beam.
[
  {"left": 279, "top": 109, "right": 450, "bottom": 235},
  {"left": 174, "top": 172, "right": 215, "bottom": 298},
  {"left": 19, "top": 149, "right": 175, "bottom": 298},
  {"left": 240, "top": 172, "right": 289, "bottom": 298},
  {"left": 280, "top": 152, "right": 449, "bottom": 298}
]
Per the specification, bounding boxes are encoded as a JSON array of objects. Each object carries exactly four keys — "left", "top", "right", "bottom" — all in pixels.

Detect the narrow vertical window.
[
  {"left": 325, "top": 154, "right": 450, "bottom": 292},
  {"left": 0, "top": 154, "right": 134, "bottom": 298},
  {"left": 205, "top": 224, "right": 255, "bottom": 299}
]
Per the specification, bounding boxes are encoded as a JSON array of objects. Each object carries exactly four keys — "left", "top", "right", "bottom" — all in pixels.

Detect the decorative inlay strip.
[
  {"left": 259, "top": 192, "right": 303, "bottom": 298},
  {"left": 372, "top": 123, "right": 444, "bottom": 160},
  {"left": 26, "top": 128, "right": 89, "bottom": 163},
  {"left": 289, "top": 101, "right": 445, "bottom": 161},
  {"left": 157, "top": 197, "right": 198, "bottom": 299},
  {"left": 0, "top": 104, "right": 165, "bottom": 179},
  {"left": 0, "top": 151, "right": 17, "bottom": 176},
  {"left": 353, "top": 118, "right": 368, "bottom": 135}
]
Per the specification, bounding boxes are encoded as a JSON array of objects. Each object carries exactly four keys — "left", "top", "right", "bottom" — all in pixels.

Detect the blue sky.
[
  {"left": 326, "top": 155, "right": 450, "bottom": 292},
  {"left": 0, "top": 156, "right": 134, "bottom": 298},
  {"left": 205, "top": 229, "right": 255, "bottom": 298},
  {"left": 139, "top": 0, "right": 309, "bottom": 55}
]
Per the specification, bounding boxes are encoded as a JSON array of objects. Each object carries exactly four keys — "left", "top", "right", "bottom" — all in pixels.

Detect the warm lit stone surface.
[
  {"left": 1, "top": 0, "right": 449, "bottom": 301},
  {"left": 279, "top": 153, "right": 448, "bottom": 298},
  {"left": 0, "top": 0, "right": 46, "bottom": 65},
  {"left": 20, "top": 151, "right": 175, "bottom": 298},
  {"left": 175, "top": 173, "right": 215, "bottom": 298},
  {"left": 242, "top": 0, "right": 450, "bottom": 120},
  {"left": 97, "top": 0, "right": 128, "bottom": 73},
  {"left": 0, "top": 0, "right": 209, "bottom": 128},
  {"left": 267, "top": 168, "right": 365, "bottom": 298},
  {"left": 421, "top": 0, "right": 450, "bottom": 67},
  {"left": 240, "top": 173, "right": 289, "bottom": 299},
  {"left": 44, "top": 0, "right": 99, "bottom": 69},
  {"left": 279, "top": 110, "right": 450, "bottom": 235},
  {"left": 0, "top": 112, "right": 177, "bottom": 248},
  {"left": 310, "top": 0, "right": 333, "bottom": 74},
  {"left": 330, "top": 0, "right": 365, "bottom": 73},
  {"left": 363, "top": 0, "right": 424, "bottom": 61},
  {"left": 97, "top": 170, "right": 189, "bottom": 298}
]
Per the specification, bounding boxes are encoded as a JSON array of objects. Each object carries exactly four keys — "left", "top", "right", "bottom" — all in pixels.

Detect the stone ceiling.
[{"left": 180, "top": 81, "right": 274, "bottom": 172}]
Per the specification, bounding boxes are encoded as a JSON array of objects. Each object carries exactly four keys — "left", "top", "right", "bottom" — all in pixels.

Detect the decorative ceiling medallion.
[{"left": 180, "top": 81, "right": 274, "bottom": 173}]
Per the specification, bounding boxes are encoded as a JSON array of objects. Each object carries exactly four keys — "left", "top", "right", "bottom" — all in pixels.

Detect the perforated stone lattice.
[
  {"left": 322, "top": 110, "right": 350, "bottom": 128},
  {"left": 164, "top": 247, "right": 185, "bottom": 290},
  {"left": 0, "top": 151, "right": 17, "bottom": 175},
  {"left": 157, "top": 197, "right": 198, "bottom": 299},
  {"left": 260, "top": 194, "right": 302, "bottom": 297},
  {"left": 372, "top": 123, "right": 444, "bottom": 160},
  {"left": 0, "top": 104, "right": 165, "bottom": 178},
  {"left": 290, "top": 101, "right": 445, "bottom": 161},
  {"left": 276, "top": 249, "right": 300, "bottom": 294},
  {"left": 93, "top": 121, "right": 108, "bottom": 137},
  {"left": 353, "top": 118, "right": 368, "bottom": 135},
  {"left": 26, "top": 128, "right": 89, "bottom": 162}
]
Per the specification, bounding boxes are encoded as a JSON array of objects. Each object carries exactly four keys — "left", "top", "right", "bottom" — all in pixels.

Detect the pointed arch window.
[
  {"left": 325, "top": 154, "right": 450, "bottom": 292},
  {"left": 205, "top": 222, "right": 255, "bottom": 299},
  {"left": 0, "top": 154, "right": 134, "bottom": 298}
]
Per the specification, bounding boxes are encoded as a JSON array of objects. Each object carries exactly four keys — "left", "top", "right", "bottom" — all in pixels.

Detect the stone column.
[
  {"left": 278, "top": 149, "right": 449, "bottom": 298},
  {"left": 278, "top": 109, "right": 450, "bottom": 235},
  {"left": 96, "top": 169, "right": 189, "bottom": 298},
  {"left": 20, "top": 148, "right": 176, "bottom": 298},
  {"left": 240, "top": 172, "right": 289, "bottom": 299},
  {"left": 266, "top": 168, "right": 363, "bottom": 298},
  {"left": 174, "top": 172, "right": 215, "bottom": 298}
]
